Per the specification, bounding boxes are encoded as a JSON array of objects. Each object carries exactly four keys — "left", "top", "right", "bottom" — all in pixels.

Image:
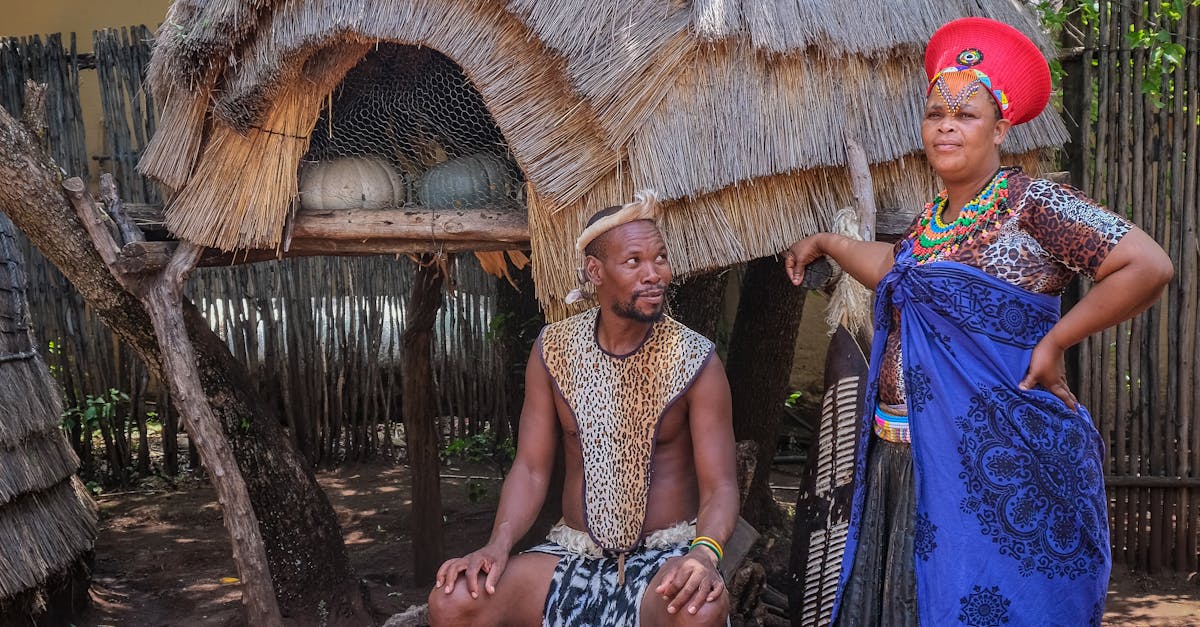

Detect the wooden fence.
[
  {"left": 0, "top": 33, "right": 88, "bottom": 179},
  {"left": 187, "top": 255, "right": 512, "bottom": 467},
  {"left": 1065, "top": 0, "right": 1199, "bottom": 573}
]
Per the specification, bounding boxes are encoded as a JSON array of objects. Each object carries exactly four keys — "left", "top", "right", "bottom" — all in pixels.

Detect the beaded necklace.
[{"left": 911, "top": 169, "right": 1012, "bottom": 264}]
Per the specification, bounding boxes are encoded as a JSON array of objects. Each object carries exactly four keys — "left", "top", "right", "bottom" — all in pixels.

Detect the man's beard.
[{"left": 613, "top": 292, "right": 666, "bottom": 323}]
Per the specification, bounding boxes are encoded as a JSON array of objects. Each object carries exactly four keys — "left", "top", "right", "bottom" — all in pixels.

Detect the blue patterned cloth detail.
[{"left": 832, "top": 241, "right": 1111, "bottom": 626}]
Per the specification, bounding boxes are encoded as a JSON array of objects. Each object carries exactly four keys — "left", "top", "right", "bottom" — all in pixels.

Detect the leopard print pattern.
[
  {"left": 539, "top": 307, "right": 713, "bottom": 553},
  {"left": 878, "top": 170, "right": 1132, "bottom": 406},
  {"left": 931, "top": 172, "right": 1132, "bottom": 293}
]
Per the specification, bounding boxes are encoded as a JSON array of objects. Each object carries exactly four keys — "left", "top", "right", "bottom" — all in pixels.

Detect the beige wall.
[{"left": 5, "top": 0, "right": 172, "bottom": 180}]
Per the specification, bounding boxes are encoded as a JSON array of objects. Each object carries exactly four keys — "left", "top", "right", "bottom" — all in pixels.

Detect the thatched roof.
[
  {"left": 140, "top": 0, "right": 1067, "bottom": 315},
  {"left": 0, "top": 218, "right": 98, "bottom": 612}
]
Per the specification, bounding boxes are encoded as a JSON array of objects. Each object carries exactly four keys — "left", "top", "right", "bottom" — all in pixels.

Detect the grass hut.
[
  {"left": 138, "top": 0, "right": 1066, "bottom": 318},
  {"left": 0, "top": 216, "right": 98, "bottom": 624}
]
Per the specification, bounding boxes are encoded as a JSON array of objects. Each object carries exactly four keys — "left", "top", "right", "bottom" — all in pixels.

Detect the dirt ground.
[{"left": 78, "top": 463, "right": 1200, "bottom": 626}]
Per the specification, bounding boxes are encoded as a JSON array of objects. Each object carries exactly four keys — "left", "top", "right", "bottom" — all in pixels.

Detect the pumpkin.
[
  {"left": 298, "top": 156, "right": 406, "bottom": 211},
  {"left": 418, "top": 153, "right": 517, "bottom": 210}
]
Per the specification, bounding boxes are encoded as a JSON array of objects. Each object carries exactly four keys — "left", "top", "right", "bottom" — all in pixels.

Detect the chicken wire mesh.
[{"left": 302, "top": 44, "right": 525, "bottom": 212}]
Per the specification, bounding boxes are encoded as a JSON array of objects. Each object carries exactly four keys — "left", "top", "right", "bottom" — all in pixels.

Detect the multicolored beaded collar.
[{"left": 911, "top": 168, "right": 1013, "bottom": 264}]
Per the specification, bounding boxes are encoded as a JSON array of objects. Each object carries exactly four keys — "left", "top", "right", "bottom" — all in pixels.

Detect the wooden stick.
[
  {"left": 62, "top": 177, "right": 120, "bottom": 267},
  {"left": 842, "top": 129, "right": 876, "bottom": 242},
  {"left": 99, "top": 173, "right": 145, "bottom": 244}
]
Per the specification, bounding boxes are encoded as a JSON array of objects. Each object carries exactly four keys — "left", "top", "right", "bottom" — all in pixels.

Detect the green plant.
[
  {"left": 1035, "top": 0, "right": 1199, "bottom": 110},
  {"left": 465, "top": 478, "right": 490, "bottom": 504},
  {"left": 1125, "top": 16, "right": 1190, "bottom": 109},
  {"left": 45, "top": 339, "right": 63, "bottom": 378},
  {"left": 784, "top": 390, "right": 804, "bottom": 408},
  {"left": 441, "top": 429, "right": 515, "bottom": 467},
  {"left": 62, "top": 388, "right": 129, "bottom": 433},
  {"left": 442, "top": 430, "right": 512, "bottom": 502}
]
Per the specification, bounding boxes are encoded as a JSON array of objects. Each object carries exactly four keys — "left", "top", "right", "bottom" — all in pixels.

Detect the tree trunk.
[
  {"left": 725, "top": 256, "right": 806, "bottom": 529},
  {"left": 494, "top": 263, "right": 544, "bottom": 440},
  {"left": 668, "top": 268, "right": 730, "bottom": 342},
  {"left": 0, "top": 90, "right": 371, "bottom": 624},
  {"left": 134, "top": 369, "right": 151, "bottom": 475},
  {"left": 161, "top": 389, "right": 178, "bottom": 476},
  {"left": 135, "top": 242, "right": 282, "bottom": 626},
  {"left": 402, "top": 257, "right": 445, "bottom": 585}
]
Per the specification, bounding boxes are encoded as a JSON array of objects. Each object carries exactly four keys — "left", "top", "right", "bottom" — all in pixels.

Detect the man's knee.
[
  {"left": 643, "top": 590, "right": 730, "bottom": 626},
  {"left": 427, "top": 579, "right": 489, "bottom": 627},
  {"left": 688, "top": 591, "right": 730, "bottom": 626}
]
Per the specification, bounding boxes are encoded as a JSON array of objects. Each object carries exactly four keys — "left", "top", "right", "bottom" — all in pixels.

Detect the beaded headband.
[
  {"left": 931, "top": 62, "right": 1008, "bottom": 117},
  {"left": 924, "top": 17, "right": 1050, "bottom": 126}
]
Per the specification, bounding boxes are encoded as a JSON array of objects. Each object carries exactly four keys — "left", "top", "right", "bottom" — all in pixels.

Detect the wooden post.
[
  {"left": 62, "top": 177, "right": 284, "bottom": 626},
  {"left": 842, "top": 128, "right": 878, "bottom": 342},
  {"left": 402, "top": 255, "right": 446, "bottom": 584},
  {"left": 843, "top": 129, "right": 876, "bottom": 243}
]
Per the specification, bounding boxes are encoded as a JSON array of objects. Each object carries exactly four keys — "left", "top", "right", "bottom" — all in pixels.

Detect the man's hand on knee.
[
  {"left": 434, "top": 544, "right": 509, "bottom": 598},
  {"left": 653, "top": 552, "right": 726, "bottom": 616}
]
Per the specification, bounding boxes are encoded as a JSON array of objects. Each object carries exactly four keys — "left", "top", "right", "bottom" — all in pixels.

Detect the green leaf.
[
  {"left": 1126, "top": 28, "right": 1148, "bottom": 49},
  {"left": 1160, "top": 43, "right": 1186, "bottom": 69}
]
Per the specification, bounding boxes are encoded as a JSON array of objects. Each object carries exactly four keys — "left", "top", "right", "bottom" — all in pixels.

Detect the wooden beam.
[
  {"left": 290, "top": 205, "right": 527, "bottom": 242},
  {"left": 199, "top": 238, "right": 526, "bottom": 266},
  {"left": 115, "top": 238, "right": 531, "bottom": 271},
  {"left": 1105, "top": 476, "right": 1200, "bottom": 488},
  {"left": 121, "top": 202, "right": 167, "bottom": 227},
  {"left": 876, "top": 207, "right": 918, "bottom": 242},
  {"left": 121, "top": 203, "right": 530, "bottom": 244}
]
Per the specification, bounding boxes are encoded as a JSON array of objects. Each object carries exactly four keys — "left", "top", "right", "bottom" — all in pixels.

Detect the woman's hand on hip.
[{"left": 1020, "top": 338, "right": 1079, "bottom": 411}]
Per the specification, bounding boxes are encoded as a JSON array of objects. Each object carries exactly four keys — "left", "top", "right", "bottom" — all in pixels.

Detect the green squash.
[{"left": 418, "top": 153, "right": 516, "bottom": 210}]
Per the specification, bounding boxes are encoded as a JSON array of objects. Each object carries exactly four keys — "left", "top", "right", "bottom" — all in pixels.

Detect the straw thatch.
[
  {"left": 691, "top": 0, "right": 1052, "bottom": 56},
  {"left": 0, "top": 218, "right": 97, "bottom": 617},
  {"left": 141, "top": 0, "right": 1067, "bottom": 316}
]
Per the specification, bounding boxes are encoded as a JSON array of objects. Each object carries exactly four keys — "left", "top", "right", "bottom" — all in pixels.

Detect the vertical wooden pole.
[{"left": 403, "top": 255, "right": 445, "bottom": 584}]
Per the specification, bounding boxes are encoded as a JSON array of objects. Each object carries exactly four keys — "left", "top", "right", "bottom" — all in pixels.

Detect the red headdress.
[{"left": 924, "top": 17, "right": 1052, "bottom": 126}]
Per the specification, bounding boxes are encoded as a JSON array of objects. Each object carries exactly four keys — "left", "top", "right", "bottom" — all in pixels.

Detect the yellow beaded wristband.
[{"left": 690, "top": 536, "right": 724, "bottom": 561}]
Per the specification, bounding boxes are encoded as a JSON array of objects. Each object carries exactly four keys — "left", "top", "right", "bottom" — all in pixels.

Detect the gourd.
[
  {"left": 299, "top": 156, "right": 406, "bottom": 211},
  {"left": 418, "top": 153, "right": 516, "bottom": 210}
]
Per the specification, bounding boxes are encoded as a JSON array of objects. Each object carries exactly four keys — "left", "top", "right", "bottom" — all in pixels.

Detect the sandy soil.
[{"left": 77, "top": 463, "right": 1200, "bottom": 626}]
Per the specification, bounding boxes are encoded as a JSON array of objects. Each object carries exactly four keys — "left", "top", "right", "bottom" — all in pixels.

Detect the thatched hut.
[
  {"left": 138, "top": 0, "right": 1066, "bottom": 317},
  {"left": 0, "top": 216, "right": 98, "bottom": 623}
]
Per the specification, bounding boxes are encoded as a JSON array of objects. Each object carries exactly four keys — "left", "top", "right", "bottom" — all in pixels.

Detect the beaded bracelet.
[{"left": 689, "top": 536, "right": 724, "bottom": 562}]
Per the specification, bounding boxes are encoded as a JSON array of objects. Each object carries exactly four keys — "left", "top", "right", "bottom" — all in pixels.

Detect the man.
[{"left": 428, "top": 190, "right": 738, "bottom": 626}]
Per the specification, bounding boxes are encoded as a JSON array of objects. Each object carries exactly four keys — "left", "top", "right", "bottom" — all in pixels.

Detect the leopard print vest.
[{"left": 538, "top": 307, "right": 714, "bottom": 553}]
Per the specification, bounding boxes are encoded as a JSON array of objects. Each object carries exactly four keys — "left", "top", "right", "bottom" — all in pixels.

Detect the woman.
[{"left": 783, "top": 17, "right": 1173, "bottom": 627}]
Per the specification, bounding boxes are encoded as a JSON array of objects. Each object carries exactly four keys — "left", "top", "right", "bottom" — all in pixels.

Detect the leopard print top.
[
  {"left": 538, "top": 307, "right": 714, "bottom": 553},
  {"left": 878, "top": 169, "right": 1133, "bottom": 405}
]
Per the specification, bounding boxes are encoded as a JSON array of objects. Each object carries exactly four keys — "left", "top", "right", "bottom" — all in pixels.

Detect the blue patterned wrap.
[{"left": 832, "top": 242, "right": 1111, "bottom": 627}]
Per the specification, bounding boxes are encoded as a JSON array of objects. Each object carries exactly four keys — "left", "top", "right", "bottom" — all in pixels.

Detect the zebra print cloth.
[{"left": 528, "top": 539, "right": 686, "bottom": 626}]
